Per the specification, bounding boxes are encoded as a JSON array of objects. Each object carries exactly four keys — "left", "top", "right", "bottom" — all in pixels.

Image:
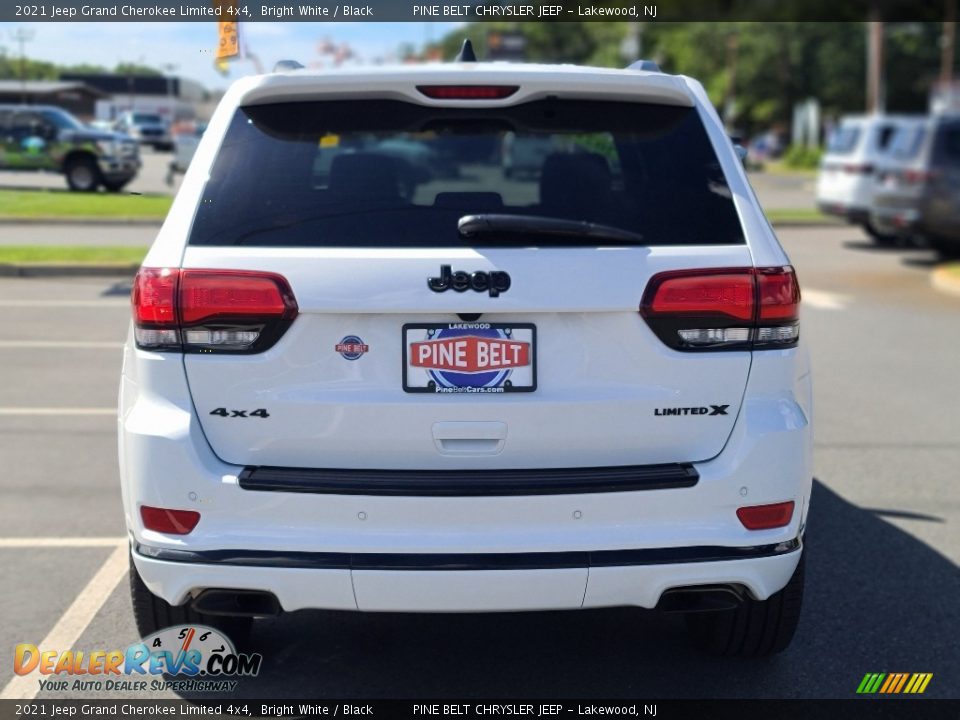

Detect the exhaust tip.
[
  {"left": 192, "top": 589, "right": 281, "bottom": 618},
  {"left": 656, "top": 585, "right": 746, "bottom": 613}
]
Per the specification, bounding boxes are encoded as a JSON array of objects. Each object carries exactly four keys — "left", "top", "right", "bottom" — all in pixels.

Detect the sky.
[{"left": 0, "top": 22, "right": 464, "bottom": 91}]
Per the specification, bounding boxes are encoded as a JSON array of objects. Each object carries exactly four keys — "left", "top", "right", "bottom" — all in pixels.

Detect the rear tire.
[
  {"left": 685, "top": 553, "right": 804, "bottom": 657},
  {"left": 927, "top": 235, "right": 960, "bottom": 259},
  {"left": 862, "top": 221, "right": 898, "bottom": 245},
  {"left": 65, "top": 156, "right": 101, "bottom": 192},
  {"left": 128, "top": 552, "right": 252, "bottom": 646}
]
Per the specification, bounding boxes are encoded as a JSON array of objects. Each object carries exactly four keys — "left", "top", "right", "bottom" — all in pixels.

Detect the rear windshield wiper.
[{"left": 458, "top": 214, "right": 644, "bottom": 244}]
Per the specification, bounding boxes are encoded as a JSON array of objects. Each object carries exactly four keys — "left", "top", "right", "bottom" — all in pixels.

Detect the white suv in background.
[
  {"left": 120, "top": 57, "right": 812, "bottom": 657},
  {"left": 816, "top": 113, "right": 925, "bottom": 242}
]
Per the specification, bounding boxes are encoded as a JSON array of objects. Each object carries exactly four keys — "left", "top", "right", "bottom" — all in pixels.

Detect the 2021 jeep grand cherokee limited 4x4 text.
[{"left": 120, "top": 60, "right": 811, "bottom": 657}]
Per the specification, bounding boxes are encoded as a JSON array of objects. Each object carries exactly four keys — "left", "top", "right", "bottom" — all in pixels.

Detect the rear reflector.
[
  {"left": 737, "top": 501, "right": 795, "bottom": 530},
  {"left": 641, "top": 266, "right": 800, "bottom": 351},
  {"left": 416, "top": 85, "right": 519, "bottom": 100},
  {"left": 140, "top": 506, "right": 201, "bottom": 535},
  {"left": 132, "top": 268, "right": 298, "bottom": 353}
]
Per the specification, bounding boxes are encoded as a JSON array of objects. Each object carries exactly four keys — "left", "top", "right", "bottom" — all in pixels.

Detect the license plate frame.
[{"left": 402, "top": 322, "right": 537, "bottom": 394}]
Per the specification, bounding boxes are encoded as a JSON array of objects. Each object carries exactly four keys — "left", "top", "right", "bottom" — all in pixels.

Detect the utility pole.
[
  {"left": 866, "top": 12, "right": 885, "bottom": 113},
  {"left": 10, "top": 28, "right": 35, "bottom": 105},
  {"left": 941, "top": 0, "right": 957, "bottom": 85},
  {"left": 162, "top": 63, "right": 178, "bottom": 121},
  {"left": 725, "top": 32, "right": 740, "bottom": 131}
]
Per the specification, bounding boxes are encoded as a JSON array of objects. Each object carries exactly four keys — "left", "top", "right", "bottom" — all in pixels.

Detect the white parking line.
[
  {"left": 0, "top": 300, "right": 129, "bottom": 308},
  {"left": 0, "top": 537, "right": 126, "bottom": 548},
  {"left": 0, "top": 341, "right": 123, "bottom": 349},
  {"left": 0, "top": 407, "right": 115, "bottom": 416},
  {"left": 0, "top": 542, "right": 128, "bottom": 701},
  {"left": 802, "top": 288, "right": 851, "bottom": 310}
]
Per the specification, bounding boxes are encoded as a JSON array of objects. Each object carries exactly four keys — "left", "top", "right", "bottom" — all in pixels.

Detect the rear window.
[
  {"left": 874, "top": 124, "right": 898, "bottom": 152},
  {"left": 888, "top": 125, "right": 927, "bottom": 159},
  {"left": 133, "top": 113, "right": 163, "bottom": 124},
  {"left": 933, "top": 122, "right": 960, "bottom": 165},
  {"left": 188, "top": 99, "right": 744, "bottom": 248},
  {"left": 826, "top": 125, "right": 861, "bottom": 154}
]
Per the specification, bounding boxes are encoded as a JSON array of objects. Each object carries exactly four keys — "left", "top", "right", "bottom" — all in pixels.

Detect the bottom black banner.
[{"left": 1, "top": 700, "right": 958, "bottom": 720}]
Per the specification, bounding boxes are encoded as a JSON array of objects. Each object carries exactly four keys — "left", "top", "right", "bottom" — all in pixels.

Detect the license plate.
[{"left": 402, "top": 323, "right": 536, "bottom": 394}]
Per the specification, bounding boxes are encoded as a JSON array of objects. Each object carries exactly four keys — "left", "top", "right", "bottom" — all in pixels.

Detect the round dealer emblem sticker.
[{"left": 336, "top": 335, "right": 369, "bottom": 360}]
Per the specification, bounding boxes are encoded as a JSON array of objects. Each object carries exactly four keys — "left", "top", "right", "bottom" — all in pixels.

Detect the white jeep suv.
[{"left": 120, "top": 57, "right": 812, "bottom": 657}]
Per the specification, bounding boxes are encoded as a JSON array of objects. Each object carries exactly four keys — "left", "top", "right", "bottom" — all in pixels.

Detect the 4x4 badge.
[{"left": 428, "top": 265, "right": 511, "bottom": 298}]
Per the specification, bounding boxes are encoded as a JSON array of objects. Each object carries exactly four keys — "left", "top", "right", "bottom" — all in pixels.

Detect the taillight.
[
  {"left": 140, "top": 506, "right": 201, "bottom": 535},
  {"left": 903, "top": 169, "right": 938, "bottom": 184},
  {"left": 640, "top": 267, "right": 800, "bottom": 351},
  {"left": 737, "top": 501, "right": 795, "bottom": 530},
  {"left": 132, "top": 268, "right": 298, "bottom": 353},
  {"left": 416, "top": 85, "right": 519, "bottom": 100}
]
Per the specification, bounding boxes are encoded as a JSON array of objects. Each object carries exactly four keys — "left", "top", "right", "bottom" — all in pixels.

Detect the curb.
[
  {"left": 0, "top": 264, "right": 140, "bottom": 278},
  {"left": 0, "top": 218, "right": 162, "bottom": 227},
  {"left": 931, "top": 265, "right": 960, "bottom": 298}
]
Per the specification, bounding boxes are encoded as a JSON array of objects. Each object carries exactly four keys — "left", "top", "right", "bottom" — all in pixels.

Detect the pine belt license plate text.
[{"left": 403, "top": 323, "right": 537, "bottom": 394}]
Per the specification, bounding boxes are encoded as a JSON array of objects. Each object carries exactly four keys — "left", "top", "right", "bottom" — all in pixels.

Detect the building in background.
[
  {"left": 0, "top": 80, "right": 107, "bottom": 119},
  {"left": 59, "top": 73, "right": 209, "bottom": 122}
]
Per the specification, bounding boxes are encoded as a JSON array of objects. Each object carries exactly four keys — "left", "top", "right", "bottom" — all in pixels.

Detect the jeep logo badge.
[{"left": 428, "top": 265, "right": 511, "bottom": 298}]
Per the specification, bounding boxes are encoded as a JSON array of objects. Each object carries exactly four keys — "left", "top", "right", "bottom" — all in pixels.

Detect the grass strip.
[{"left": 0, "top": 190, "right": 170, "bottom": 220}]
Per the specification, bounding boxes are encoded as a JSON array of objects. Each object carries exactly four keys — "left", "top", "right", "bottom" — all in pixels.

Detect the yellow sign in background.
[{"left": 216, "top": 21, "right": 239, "bottom": 60}]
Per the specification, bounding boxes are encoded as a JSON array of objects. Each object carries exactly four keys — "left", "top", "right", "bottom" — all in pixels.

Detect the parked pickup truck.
[{"left": 0, "top": 104, "right": 140, "bottom": 192}]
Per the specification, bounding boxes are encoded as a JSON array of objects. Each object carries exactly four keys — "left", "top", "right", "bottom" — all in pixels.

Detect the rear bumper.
[
  {"left": 96, "top": 156, "right": 140, "bottom": 180},
  {"left": 870, "top": 205, "right": 920, "bottom": 236},
  {"left": 120, "top": 343, "right": 813, "bottom": 613},
  {"left": 817, "top": 201, "right": 869, "bottom": 225},
  {"left": 132, "top": 539, "right": 801, "bottom": 612}
]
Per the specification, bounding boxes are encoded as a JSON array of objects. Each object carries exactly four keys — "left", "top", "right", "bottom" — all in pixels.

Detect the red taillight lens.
[
  {"left": 903, "top": 169, "right": 938, "bottom": 184},
  {"left": 416, "top": 85, "right": 519, "bottom": 100},
  {"left": 641, "top": 266, "right": 800, "bottom": 351},
  {"left": 132, "top": 267, "right": 178, "bottom": 325},
  {"left": 132, "top": 268, "right": 298, "bottom": 353},
  {"left": 646, "top": 271, "right": 755, "bottom": 322},
  {"left": 737, "top": 501, "right": 795, "bottom": 530},
  {"left": 179, "top": 270, "right": 293, "bottom": 324},
  {"left": 140, "top": 506, "right": 201, "bottom": 535},
  {"left": 757, "top": 267, "right": 801, "bottom": 321}
]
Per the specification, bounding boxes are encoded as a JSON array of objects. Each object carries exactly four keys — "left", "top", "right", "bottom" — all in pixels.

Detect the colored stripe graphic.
[{"left": 857, "top": 672, "right": 932, "bottom": 694}]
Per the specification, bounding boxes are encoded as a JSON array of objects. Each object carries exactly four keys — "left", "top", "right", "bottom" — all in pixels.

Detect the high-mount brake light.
[
  {"left": 132, "top": 268, "right": 298, "bottom": 353},
  {"left": 416, "top": 85, "right": 519, "bottom": 100},
  {"left": 641, "top": 267, "right": 800, "bottom": 351}
]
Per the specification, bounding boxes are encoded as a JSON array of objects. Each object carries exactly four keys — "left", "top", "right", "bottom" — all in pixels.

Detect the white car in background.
[
  {"left": 165, "top": 120, "right": 206, "bottom": 185},
  {"left": 816, "top": 113, "right": 926, "bottom": 242},
  {"left": 121, "top": 56, "right": 812, "bottom": 658}
]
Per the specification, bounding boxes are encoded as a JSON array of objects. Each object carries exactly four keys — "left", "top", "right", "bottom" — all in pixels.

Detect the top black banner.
[{"left": 3, "top": 0, "right": 955, "bottom": 23}]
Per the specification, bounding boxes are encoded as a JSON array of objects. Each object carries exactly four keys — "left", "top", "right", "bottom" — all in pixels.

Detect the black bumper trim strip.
[
  {"left": 134, "top": 538, "right": 800, "bottom": 572},
  {"left": 237, "top": 463, "right": 699, "bottom": 497}
]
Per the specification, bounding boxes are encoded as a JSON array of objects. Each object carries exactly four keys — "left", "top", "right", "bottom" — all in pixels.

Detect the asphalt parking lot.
[{"left": 0, "top": 225, "right": 957, "bottom": 700}]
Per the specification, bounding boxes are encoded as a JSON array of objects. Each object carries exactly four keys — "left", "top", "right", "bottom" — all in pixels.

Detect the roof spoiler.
[
  {"left": 626, "top": 59, "right": 661, "bottom": 72},
  {"left": 273, "top": 60, "right": 305, "bottom": 72}
]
